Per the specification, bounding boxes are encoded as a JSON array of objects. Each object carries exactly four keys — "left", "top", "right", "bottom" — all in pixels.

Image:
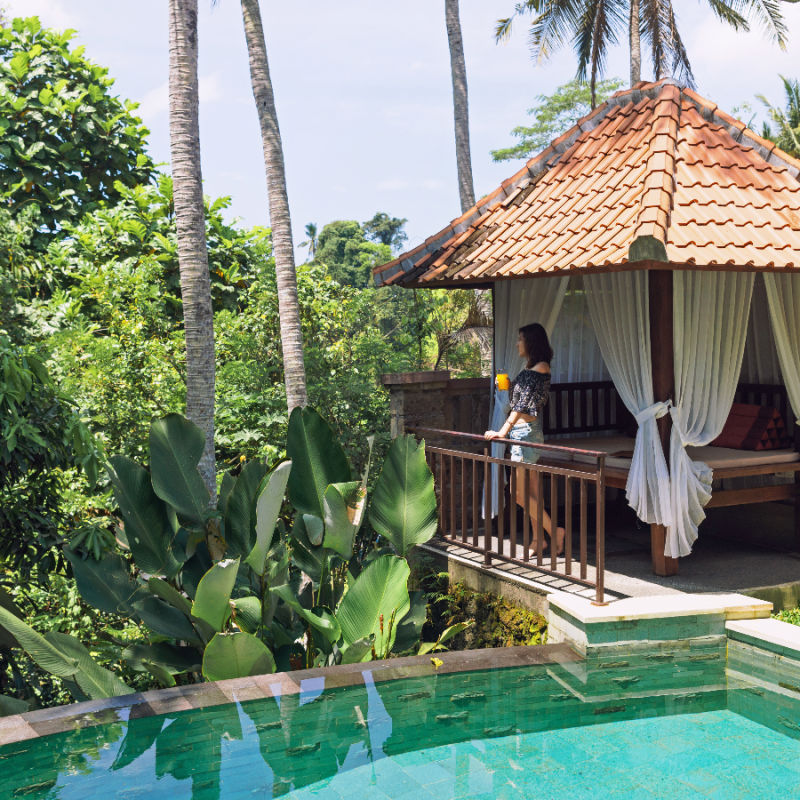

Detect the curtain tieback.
[
  {"left": 668, "top": 405, "right": 692, "bottom": 448},
  {"left": 634, "top": 400, "right": 671, "bottom": 426}
]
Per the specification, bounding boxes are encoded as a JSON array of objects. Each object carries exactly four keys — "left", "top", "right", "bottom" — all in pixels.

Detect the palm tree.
[
  {"left": 168, "top": 0, "right": 217, "bottom": 499},
  {"left": 239, "top": 0, "right": 307, "bottom": 411},
  {"left": 759, "top": 75, "right": 800, "bottom": 158},
  {"left": 445, "top": 0, "right": 475, "bottom": 213},
  {"left": 300, "top": 222, "right": 318, "bottom": 261},
  {"left": 497, "top": 0, "right": 791, "bottom": 107}
]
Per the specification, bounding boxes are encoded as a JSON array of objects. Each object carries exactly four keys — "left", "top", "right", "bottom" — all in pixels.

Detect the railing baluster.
[
  {"left": 522, "top": 468, "right": 530, "bottom": 562},
  {"left": 472, "top": 457, "right": 478, "bottom": 547},
  {"left": 461, "top": 456, "right": 467, "bottom": 544},
  {"left": 580, "top": 479, "right": 588, "bottom": 580},
  {"left": 536, "top": 470, "right": 544, "bottom": 567},
  {"left": 550, "top": 471, "right": 558, "bottom": 572},
  {"left": 564, "top": 477, "right": 573, "bottom": 576},
  {"left": 509, "top": 466, "right": 517, "bottom": 561},
  {"left": 449, "top": 453, "right": 456, "bottom": 539},
  {"left": 483, "top": 450, "right": 491, "bottom": 565},
  {"left": 437, "top": 451, "right": 444, "bottom": 536},
  {"left": 498, "top": 463, "right": 506, "bottom": 560},
  {"left": 595, "top": 458, "right": 606, "bottom": 604}
]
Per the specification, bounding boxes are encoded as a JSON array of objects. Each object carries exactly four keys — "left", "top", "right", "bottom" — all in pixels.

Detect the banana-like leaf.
[
  {"left": 131, "top": 595, "right": 203, "bottom": 645},
  {"left": 225, "top": 460, "right": 269, "bottom": 558},
  {"left": 45, "top": 632, "right": 133, "bottom": 698},
  {"left": 191, "top": 558, "right": 239, "bottom": 632},
  {"left": 322, "top": 481, "right": 364, "bottom": 559},
  {"left": 122, "top": 642, "right": 201, "bottom": 674},
  {"left": 107, "top": 455, "right": 182, "bottom": 577},
  {"left": 418, "top": 621, "right": 472, "bottom": 655},
  {"left": 202, "top": 632, "right": 276, "bottom": 681},
  {"left": 392, "top": 590, "right": 428, "bottom": 653},
  {"left": 0, "top": 694, "right": 29, "bottom": 716},
  {"left": 303, "top": 514, "right": 324, "bottom": 546},
  {"left": 149, "top": 414, "right": 209, "bottom": 526},
  {"left": 369, "top": 435, "right": 437, "bottom": 557},
  {"left": 270, "top": 584, "right": 341, "bottom": 644},
  {"left": 245, "top": 461, "right": 291, "bottom": 575},
  {"left": 65, "top": 550, "right": 142, "bottom": 615},
  {"left": 231, "top": 596, "right": 262, "bottom": 634},
  {"left": 0, "top": 587, "right": 21, "bottom": 649},
  {"left": 286, "top": 407, "right": 351, "bottom": 518},
  {"left": 143, "top": 660, "right": 176, "bottom": 687},
  {"left": 336, "top": 555, "right": 410, "bottom": 648},
  {"left": 290, "top": 515, "right": 325, "bottom": 584},
  {"left": 339, "top": 637, "right": 374, "bottom": 664},
  {"left": 147, "top": 577, "right": 192, "bottom": 616}
]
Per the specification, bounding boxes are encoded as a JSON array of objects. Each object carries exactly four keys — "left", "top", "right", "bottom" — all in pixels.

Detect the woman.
[{"left": 485, "top": 323, "right": 565, "bottom": 554}]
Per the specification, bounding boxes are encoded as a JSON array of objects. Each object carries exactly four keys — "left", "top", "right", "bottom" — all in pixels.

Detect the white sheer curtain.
[
  {"left": 486, "top": 277, "right": 569, "bottom": 517},
  {"left": 550, "top": 276, "right": 610, "bottom": 383},
  {"left": 764, "top": 273, "right": 800, "bottom": 423},
  {"left": 584, "top": 272, "right": 672, "bottom": 526},
  {"left": 741, "top": 276, "right": 782, "bottom": 384},
  {"left": 667, "top": 271, "right": 754, "bottom": 557}
]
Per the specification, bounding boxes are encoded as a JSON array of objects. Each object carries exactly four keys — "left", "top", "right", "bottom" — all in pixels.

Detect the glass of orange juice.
[{"left": 496, "top": 373, "right": 510, "bottom": 391}]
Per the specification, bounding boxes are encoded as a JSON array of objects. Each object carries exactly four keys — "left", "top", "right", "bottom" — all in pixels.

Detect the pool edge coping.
[{"left": 0, "top": 642, "right": 581, "bottom": 747}]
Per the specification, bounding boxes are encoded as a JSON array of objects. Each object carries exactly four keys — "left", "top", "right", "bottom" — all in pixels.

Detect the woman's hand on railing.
[{"left": 484, "top": 430, "right": 503, "bottom": 440}]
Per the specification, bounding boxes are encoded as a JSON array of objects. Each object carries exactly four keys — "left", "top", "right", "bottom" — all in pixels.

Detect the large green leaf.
[
  {"left": 107, "top": 455, "right": 182, "bottom": 577},
  {"left": 336, "top": 555, "right": 410, "bottom": 648},
  {"left": 392, "top": 590, "right": 428, "bottom": 653},
  {"left": 149, "top": 414, "right": 209, "bottom": 526},
  {"left": 132, "top": 595, "right": 202, "bottom": 645},
  {"left": 0, "top": 607, "right": 78, "bottom": 678},
  {"left": 245, "top": 461, "right": 291, "bottom": 575},
  {"left": 286, "top": 407, "right": 351, "bottom": 518},
  {"left": 146, "top": 577, "right": 192, "bottom": 616},
  {"left": 190, "top": 558, "right": 239, "bottom": 632},
  {"left": 0, "top": 588, "right": 21, "bottom": 649},
  {"left": 225, "top": 461, "right": 269, "bottom": 558},
  {"left": 289, "top": 514, "right": 325, "bottom": 584},
  {"left": 0, "top": 694, "right": 29, "bottom": 716},
  {"left": 122, "top": 642, "right": 201, "bottom": 675},
  {"left": 231, "top": 596, "right": 262, "bottom": 634},
  {"left": 322, "top": 481, "right": 364, "bottom": 559},
  {"left": 65, "top": 551, "right": 142, "bottom": 614},
  {"left": 202, "top": 632, "right": 276, "bottom": 681},
  {"left": 270, "top": 584, "right": 341, "bottom": 644},
  {"left": 45, "top": 632, "right": 133, "bottom": 698},
  {"left": 368, "top": 435, "right": 437, "bottom": 556}
]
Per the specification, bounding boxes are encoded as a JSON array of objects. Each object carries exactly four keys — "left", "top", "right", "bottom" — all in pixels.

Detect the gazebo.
[{"left": 374, "top": 79, "right": 800, "bottom": 578}]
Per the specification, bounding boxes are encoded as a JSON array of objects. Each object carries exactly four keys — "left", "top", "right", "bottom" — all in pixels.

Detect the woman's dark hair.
[{"left": 519, "top": 323, "right": 553, "bottom": 367}]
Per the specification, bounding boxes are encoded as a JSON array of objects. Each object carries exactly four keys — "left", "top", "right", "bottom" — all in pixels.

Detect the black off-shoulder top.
[{"left": 509, "top": 369, "right": 551, "bottom": 416}]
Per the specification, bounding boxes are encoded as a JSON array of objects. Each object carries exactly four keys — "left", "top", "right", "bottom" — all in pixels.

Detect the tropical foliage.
[
  {"left": 760, "top": 75, "right": 800, "bottom": 158},
  {"left": 492, "top": 78, "right": 624, "bottom": 162},
  {"left": 0, "top": 408, "right": 439, "bottom": 710}
]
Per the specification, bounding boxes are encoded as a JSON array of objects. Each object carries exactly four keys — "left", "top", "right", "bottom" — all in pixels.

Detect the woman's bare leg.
[{"left": 515, "top": 466, "right": 564, "bottom": 554}]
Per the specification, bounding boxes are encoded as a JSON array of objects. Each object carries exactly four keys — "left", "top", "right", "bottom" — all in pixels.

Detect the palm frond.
[
  {"left": 739, "top": 0, "right": 790, "bottom": 48},
  {"left": 495, "top": 1, "right": 542, "bottom": 43},
  {"left": 705, "top": 0, "right": 750, "bottom": 30},
  {"left": 530, "top": 0, "right": 587, "bottom": 63}
]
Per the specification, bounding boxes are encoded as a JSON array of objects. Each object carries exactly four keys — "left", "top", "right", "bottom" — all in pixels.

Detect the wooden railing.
[{"left": 411, "top": 427, "right": 608, "bottom": 604}]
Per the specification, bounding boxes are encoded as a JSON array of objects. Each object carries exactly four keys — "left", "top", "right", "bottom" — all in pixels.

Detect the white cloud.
[{"left": 5, "top": 0, "right": 77, "bottom": 29}]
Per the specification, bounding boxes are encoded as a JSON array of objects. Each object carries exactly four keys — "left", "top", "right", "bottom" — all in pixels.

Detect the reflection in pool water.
[{"left": 2, "top": 640, "right": 799, "bottom": 799}]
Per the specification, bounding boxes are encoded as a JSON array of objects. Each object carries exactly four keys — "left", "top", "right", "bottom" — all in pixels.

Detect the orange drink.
[{"left": 496, "top": 373, "right": 510, "bottom": 391}]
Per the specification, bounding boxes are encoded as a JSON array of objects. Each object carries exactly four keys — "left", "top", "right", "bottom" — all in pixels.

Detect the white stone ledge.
[
  {"left": 726, "top": 617, "right": 800, "bottom": 660},
  {"left": 549, "top": 591, "right": 772, "bottom": 624}
]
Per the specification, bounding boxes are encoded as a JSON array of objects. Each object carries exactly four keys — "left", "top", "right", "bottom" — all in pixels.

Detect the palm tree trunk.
[
  {"left": 445, "top": 0, "right": 475, "bottom": 213},
  {"left": 240, "top": 0, "right": 307, "bottom": 411},
  {"left": 629, "top": 0, "right": 642, "bottom": 86},
  {"left": 168, "top": 0, "right": 217, "bottom": 500}
]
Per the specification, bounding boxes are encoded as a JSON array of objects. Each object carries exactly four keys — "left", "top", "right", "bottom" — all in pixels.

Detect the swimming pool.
[{"left": 2, "top": 642, "right": 798, "bottom": 799}]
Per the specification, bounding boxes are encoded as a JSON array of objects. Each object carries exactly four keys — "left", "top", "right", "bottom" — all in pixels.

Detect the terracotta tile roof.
[{"left": 374, "top": 80, "right": 800, "bottom": 287}]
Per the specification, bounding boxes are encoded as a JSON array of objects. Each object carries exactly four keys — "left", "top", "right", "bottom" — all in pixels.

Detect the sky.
[{"left": 7, "top": 0, "right": 800, "bottom": 253}]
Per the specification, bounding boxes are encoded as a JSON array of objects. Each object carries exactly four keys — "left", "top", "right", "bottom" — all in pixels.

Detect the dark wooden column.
[{"left": 648, "top": 269, "right": 679, "bottom": 576}]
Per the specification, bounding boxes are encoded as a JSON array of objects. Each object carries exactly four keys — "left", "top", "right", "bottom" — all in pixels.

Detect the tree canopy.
[
  {"left": 760, "top": 75, "right": 800, "bottom": 158},
  {"left": 492, "top": 78, "right": 623, "bottom": 162},
  {"left": 0, "top": 17, "right": 153, "bottom": 250}
]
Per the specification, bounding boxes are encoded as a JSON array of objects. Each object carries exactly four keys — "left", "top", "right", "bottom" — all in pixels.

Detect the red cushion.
[{"left": 712, "top": 404, "right": 791, "bottom": 451}]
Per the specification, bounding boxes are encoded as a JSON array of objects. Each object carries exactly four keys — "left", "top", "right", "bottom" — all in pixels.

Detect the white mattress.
[{"left": 546, "top": 435, "right": 800, "bottom": 470}]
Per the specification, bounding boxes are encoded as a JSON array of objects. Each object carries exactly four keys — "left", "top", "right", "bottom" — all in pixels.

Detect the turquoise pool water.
[{"left": 2, "top": 645, "right": 799, "bottom": 799}]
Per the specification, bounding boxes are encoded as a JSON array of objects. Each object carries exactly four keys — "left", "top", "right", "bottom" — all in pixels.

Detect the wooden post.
[{"left": 649, "top": 270, "right": 679, "bottom": 576}]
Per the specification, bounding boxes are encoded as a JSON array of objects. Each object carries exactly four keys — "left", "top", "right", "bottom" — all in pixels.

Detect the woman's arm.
[{"left": 485, "top": 410, "right": 524, "bottom": 440}]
